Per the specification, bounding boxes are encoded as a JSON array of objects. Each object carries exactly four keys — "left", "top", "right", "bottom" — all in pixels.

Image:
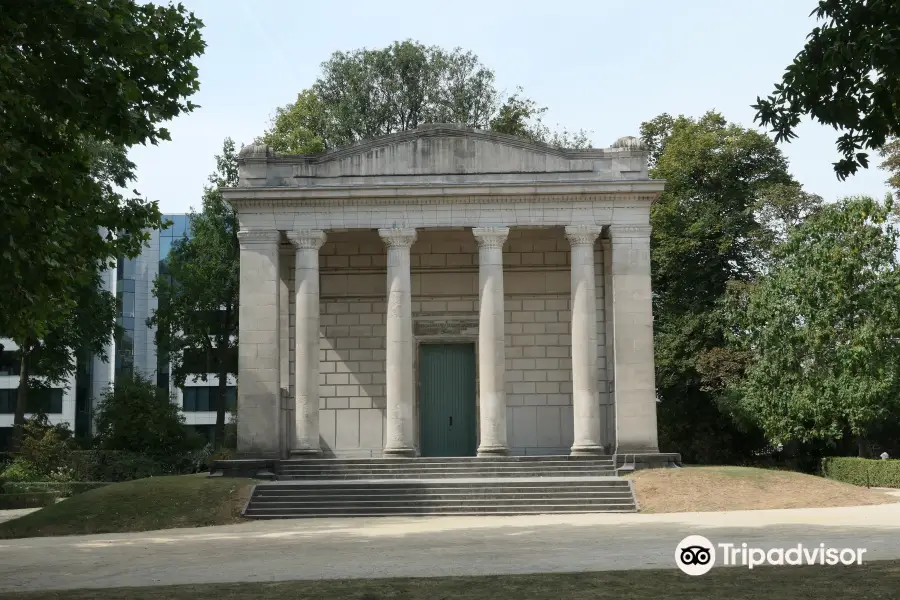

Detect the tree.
[
  {"left": 94, "top": 372, "right": 192, "bottom": 460},
  {"left": 148, "top": 139, "right": 240, "bottom": 448},
  {"left": 642, "top": 111, "right": 811, "bottom": 463},
  {"left": 732, "top": 196, "right": 900, "bottom": 456},
  {"left": 258, "top": 40, "right": 590, "bottom": 153},
  {"left": 753, "top": 0, "right": 900, "bottom": 179},
  {"left": 12, "top": 269, "right": 117, "bottom": 432},
  {"left": 878, "top": 138, "right": 900, "bottom": 197},
  {"left": 0, "top": 1, "right": 205, "bottom": 423}
]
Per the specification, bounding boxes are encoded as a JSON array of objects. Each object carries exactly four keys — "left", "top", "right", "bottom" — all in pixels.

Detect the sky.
[{"left": 132, "top": 0, "right": 892, "bottom": 214}]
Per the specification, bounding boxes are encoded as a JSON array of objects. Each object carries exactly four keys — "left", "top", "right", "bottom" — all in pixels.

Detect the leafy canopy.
[
  {"left": 732, "top": 196, "right": 900, "bottom": 445},
  {"left": 753, "top": 0, "right": 900, "bottom": 179},
  {"left": 258, "top": 40, "right": 590, "bottom": 153},
  {"left": 0, "top": 1, "right": 205, "bottom": 345},
  {"left": 642, "top": 111, "right": 808, "bottom": 462}
]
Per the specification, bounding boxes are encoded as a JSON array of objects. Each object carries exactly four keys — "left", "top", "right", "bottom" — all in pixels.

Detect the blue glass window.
[{"left": 160, "top": 236, "right": 174, "bottom": 258}]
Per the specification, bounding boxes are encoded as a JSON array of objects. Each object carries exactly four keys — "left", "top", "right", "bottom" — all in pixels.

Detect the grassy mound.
[
  {"left": 628, "top": 466, "right": 898, "bottom": 513},
  {"left": 0, "top": 474, "right": 256, "bottom": 539}
]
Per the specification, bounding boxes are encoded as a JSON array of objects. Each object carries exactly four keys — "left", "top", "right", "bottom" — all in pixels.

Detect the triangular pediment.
[
  {"left": 305, "top": 125, "right": 595, "bottom": 177},
  {"left": 236, "top": 125, "right": 649, "bottom": 187}
]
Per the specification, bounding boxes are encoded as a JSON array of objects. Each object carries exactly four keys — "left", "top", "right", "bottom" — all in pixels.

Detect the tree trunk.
[
  {"left": 11, "top": 346, "right": 30, "bottom": 451},
  {"left": 214, "top": 341, "right": 228, "bottom": 449}
]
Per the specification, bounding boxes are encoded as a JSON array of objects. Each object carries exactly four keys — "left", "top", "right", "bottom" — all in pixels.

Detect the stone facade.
[{"left": 223, "top": 124, "right": 664, "bottom": 459}]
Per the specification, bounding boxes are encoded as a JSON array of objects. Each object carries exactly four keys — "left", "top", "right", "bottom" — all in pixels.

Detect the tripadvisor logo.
[{"left": 675, "top": 535, "right": 867, "bottom": 576}]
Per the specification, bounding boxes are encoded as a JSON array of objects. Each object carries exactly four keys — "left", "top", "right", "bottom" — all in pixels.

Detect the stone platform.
[{"left": 210, "top": 454, "right": 680, "bottom": 519}]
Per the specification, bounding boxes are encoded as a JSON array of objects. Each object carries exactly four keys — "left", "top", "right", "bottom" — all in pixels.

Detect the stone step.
[
  {"left": 277, "top": 464, "right": 614, "bottom": 472},
  {"left": 258, "top": 480, "right": 630, "bottom": 492},
  {"left": 277, "top": 472, "right": 614, "bottom": 480},
  {"left": 277, "top": 469, "right": 616, "bottom": 477},
  {"left": 278, "top": 455, "right": 615, "bottom": 466},
  {"left": 255, "top": 489, "right": 629, "bottom": 499},
  {"left": 252, "top": 490, "right": 634, "bottom": 501},
  {"left": 250, "top": 495, "right": 634, "bottom": 508},
  {"left": 244, "top": 476, "right": 637, "bottom": 519},
  {"left": 244, "top": 503, "right": 637, "bottom": 518},
  {"left": 278, "top": 463, "right": 615, "bottom": 472}
]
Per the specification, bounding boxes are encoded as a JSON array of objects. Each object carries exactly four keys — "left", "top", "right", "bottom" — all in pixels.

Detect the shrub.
[
  {"left": 2, "top": 458, "right": 44, "bottom": 482},
  {"left": 67, "top": 450, "right": 174, "bottom": 482},
  {"left": 18, "top": 414, "right": 75, "bottom": 476},
  {"left": 0, "top": 492, "right": 59, "bottom": 510},
  {"left": 93, "top": 372, "right": 193, "bottom": 460},
  {"left": 821, "top": 457, "right": 900, "bottom": 488}
]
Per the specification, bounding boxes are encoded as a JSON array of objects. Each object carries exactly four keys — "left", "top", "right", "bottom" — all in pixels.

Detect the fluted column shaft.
[
  {"left": 566, "top": 225, "right": 604, "bottom": 456},
  {"left": 472, "top": 227, "right": 510, "bottom": 456},
  {"left": 379, "top": 228, "right": 417, "bottom": 457},
  {"left": 287, "top": 230, "right": 326, "bottom": 456}
]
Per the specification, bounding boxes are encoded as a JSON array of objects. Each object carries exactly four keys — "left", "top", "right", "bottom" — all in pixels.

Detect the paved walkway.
[
  {"left": 2, "top": 502, "right": 900, "bottom": 593},
  {"left": 0, "top": 509, "right": 38, "bottom": 524}
]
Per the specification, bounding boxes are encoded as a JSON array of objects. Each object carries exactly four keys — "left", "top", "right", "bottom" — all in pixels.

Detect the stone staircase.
[{"left": 242, "top": 456, "right": 637, "bottom": 519}]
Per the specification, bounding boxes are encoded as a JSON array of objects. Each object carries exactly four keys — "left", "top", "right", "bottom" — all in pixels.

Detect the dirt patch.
[{"left": 628, "top": 466, "right": 899, "bottom": 513}]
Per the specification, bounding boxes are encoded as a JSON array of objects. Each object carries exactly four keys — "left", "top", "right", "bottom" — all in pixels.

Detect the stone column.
[
  {"left": 286, "top": 230, "right": 326, "bottom": 456},
  {"left": 609, "top": 225, "right": 659, "bottom": 453},
  {"left": 378, "top": 228, "right": 417, "bottom": 457},
  {"left": 236, "top": 229, "right": 281, "bottom": 457},
  {"left": 565, "top": 225, "right": 604, "bottom": 456},
  {"left": 472, "top": 227, "right": 510, "bottom": 456}
]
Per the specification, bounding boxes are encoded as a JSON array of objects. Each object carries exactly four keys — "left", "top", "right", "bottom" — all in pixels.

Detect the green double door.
[{"left": 418, "top": 343, "right": 477, "bottom": 457}]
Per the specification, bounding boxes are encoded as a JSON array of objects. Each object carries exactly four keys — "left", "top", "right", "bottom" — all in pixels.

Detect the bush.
[
  {"left": 94, "top": 372, "right": 194, "bottom": 460},
  {"left": 18, "top": 414, "right": 75, "bottom": 475},
  {"left": 0, "top": 492, "right": 59, "bottom": 510},
  {"left": 2, "top": 458, "right": 44, "bottom": 482},
  {"left": 821, "top": 457, "right": 900, "bottom": 488},
  {"left": 66, "top": 450, "right": 175, "bottom": 482}
]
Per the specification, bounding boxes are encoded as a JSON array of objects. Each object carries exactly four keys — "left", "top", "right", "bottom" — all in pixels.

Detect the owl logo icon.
[{"left": 675, "top": 535, "right": 716, "bottom": 575}]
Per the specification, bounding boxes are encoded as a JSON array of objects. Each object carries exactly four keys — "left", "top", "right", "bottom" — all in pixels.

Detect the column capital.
[
  {"left": 286, "top": 229, "right": 326, "bottom": 250},
  {"left": 565, "top": 225, "right": 603, "bottom": 247},
  {"left": 608, "top": 224, "right": 653, "bottom": 239},
  {"left": 378, "top": 228, "right": 417, "bottom": 248},
  {"left": 237, "top": 229, "right": 280, "bottom": 245},
  {"left": 472, "top": 226, "right": 510, "bottom": 249}
]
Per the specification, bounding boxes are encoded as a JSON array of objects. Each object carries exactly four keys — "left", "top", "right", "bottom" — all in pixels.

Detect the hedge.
[
  {"left": 821, "top": 457, "right": 900, "bottom": 488},
  {"left": 1, "top": 482, "right": 110, "bottom": 496},
  {"left": 0, "top": 492, "right": 59, "bottom": 510}
]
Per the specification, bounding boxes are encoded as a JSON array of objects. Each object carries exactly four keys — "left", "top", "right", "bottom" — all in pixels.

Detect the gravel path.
[{"left": 1, "top": 502, "right": 899, "bottom": 593}]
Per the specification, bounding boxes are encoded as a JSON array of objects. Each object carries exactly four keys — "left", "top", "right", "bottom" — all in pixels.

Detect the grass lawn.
[
  {"left": 0, "top": 474, "right": 255, "bottom": 539},
  {"left": 628, "top": 465, "right": 897, "bottom": 513},
  {"left": 0, "top": 561, "right": 898, "bottom": 599}
]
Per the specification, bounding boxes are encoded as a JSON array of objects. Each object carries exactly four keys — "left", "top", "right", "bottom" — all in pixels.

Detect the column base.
[
  {"left": 382, "top": 447, "right": 417, "bottom": 458},
  {"left": 477, "top": 445, "right": 509, "bottom": 457},
  {"left": 570, "top": 444, "right": 606, "bottom": 456},
  {"left": 289, "top": 448, "right": 324, "bottom": 458}
]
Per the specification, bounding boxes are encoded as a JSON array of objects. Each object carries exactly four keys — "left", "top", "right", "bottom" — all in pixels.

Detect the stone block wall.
[{"left": 281, "top": 227, "right": 613, "bottom": 457}]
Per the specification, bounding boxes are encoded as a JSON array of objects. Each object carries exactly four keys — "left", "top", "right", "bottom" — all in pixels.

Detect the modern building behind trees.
[{"left": 0, "top": 214, "right": 235, "bottom": 449}]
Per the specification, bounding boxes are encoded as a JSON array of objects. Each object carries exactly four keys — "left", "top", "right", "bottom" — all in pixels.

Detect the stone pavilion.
[{"left": 222, "top": 124, "right": 663, "bottom": 462}]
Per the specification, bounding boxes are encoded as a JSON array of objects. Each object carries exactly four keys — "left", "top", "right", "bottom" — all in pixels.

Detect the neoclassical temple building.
[{"left": 222, "top": 125, "right": 662, "bottom": 460}]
